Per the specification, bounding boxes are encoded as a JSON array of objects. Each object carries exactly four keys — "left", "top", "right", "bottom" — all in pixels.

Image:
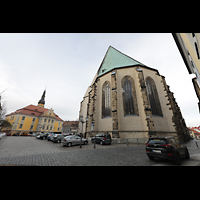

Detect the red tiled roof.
[
  {"left": 63, "top": 121, "right": 79, "bottom": 127},
  {"left": 188, "top": 127, "right": 200, "bottom": 135},
  {"left": 6, "top": 104, "right": 63, "bottom": 122}
]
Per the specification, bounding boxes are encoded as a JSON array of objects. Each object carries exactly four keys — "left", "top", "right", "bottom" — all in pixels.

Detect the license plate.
[{"left": 153, "top": 150, "right": 161, "bottom": 153}]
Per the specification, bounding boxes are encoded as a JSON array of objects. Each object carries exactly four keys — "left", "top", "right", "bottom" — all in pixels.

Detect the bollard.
[
  {"left": 94, "top": 136, "right": 96, "bottom": 149},
  {"left": 196, "top": 141, "right": 199, "bottom": 148}
]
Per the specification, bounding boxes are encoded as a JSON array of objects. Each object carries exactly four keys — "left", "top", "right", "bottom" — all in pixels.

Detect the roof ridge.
[
  {"left": 97, "top": 46, "right": 146, "bottom": 77},
  {"left": 109, "top": 46, "right": 145, "bottom": 66}
]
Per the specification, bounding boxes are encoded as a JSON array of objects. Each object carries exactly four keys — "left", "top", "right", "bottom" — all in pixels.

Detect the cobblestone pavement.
[{"left": 0, "top": 136, "right": 200, "bottom": 166}]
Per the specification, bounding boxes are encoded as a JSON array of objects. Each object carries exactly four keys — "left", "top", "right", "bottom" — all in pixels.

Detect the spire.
[{"left": 38, "top": 89, "right": 46, "bottom": 108}]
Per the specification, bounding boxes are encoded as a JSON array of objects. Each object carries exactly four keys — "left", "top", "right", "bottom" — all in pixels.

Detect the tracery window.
[
  {"left": 145, "top": 77, "right": 163, "bottom": 116},
  {"left": 122, "top": 76, "right": 139, "bottom": 116},
  {"left": 102, "top": 81, "right": 111, "bottom": 118}
]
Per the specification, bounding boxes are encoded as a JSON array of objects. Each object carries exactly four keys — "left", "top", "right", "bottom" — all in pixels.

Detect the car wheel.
[
  {"left": 148, "top": 155, "right": 154, "bottom": 160},
  {"left": 100, "top": 141, "right": 103, "bottom": 145},
  {"left": 67, "top": 142, "right": 72, "bottom": 147},
  {"left": 84, "top": 141, "right": 88, "bottom": 145},
  {"left": 174, "top": 152, "right": 182, "bottom": 165}
]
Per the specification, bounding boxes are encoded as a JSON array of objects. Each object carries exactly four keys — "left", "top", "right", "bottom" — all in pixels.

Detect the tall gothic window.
[
  {"left": 145, "top": 77, "right": 163, "bottom": 116},
  {"left": 122, "top": 76, "right": 139, "bottom": 116},
  {"left": 102, "top": 81, "right": 111, "bottom": 118}
]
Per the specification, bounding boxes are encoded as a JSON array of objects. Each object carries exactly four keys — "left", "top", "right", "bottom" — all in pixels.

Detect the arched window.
[
  {"left": 145, "top": 77, "right": 163, "bottom": 116},
  {"left": 122, "top": 76, "right": 139, "bottom": 116},
  {"left": 102, "top": 81, "right": 111, "bottom": 118}
]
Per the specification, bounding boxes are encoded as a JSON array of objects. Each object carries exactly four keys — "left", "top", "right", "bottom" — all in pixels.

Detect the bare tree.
[{"left": 0, "top": 91, "right": 11, "bottom": 131}]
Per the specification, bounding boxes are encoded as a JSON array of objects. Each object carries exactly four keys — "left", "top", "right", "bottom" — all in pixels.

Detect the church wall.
[
  {"left": 80, "top": 65, "right": 178, "bottom": 139},
  {"left": 115, "top": 67, "right": 148, "bottom": 133},
  {"left": 78, "top": 95, "right": 89, "bottom": 134},
  {"left": 92, "top": 66, "right": 177, "bottom": 138},
  {"left": 95, "top": 73, "right": 112, "bottom": 132},
  {"left": 78, "top": 46, "right": 190, "bottom": 141},
  {"left": 141, "top": 67, "right": 176, "bottom": 133}
]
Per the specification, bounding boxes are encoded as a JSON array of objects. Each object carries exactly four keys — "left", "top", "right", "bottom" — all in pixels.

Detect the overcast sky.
[{"left": 0, "top": 33, "right": 199, "bottom": 127}]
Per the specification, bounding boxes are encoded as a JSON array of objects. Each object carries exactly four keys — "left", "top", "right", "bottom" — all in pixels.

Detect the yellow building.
[
  {"left": 4, "top": 90, "right": 64, "bottom": 135},
  {"left": 172, "top": 33, "right": 200, "bottom": 111}
]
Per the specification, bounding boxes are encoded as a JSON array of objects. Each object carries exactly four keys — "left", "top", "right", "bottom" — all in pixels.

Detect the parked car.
[
  {"left": 62, "top": 135, "right": 88, "bottom": 147},
  {"left": 145, "top": 136, "right": 190, "bottom": 165},
  {"left": 36, "top": 133, "right": 42, "bottom": 139},
  {"left": 52, "top": 134, "right": 64, "bottom": 143},
  {"left": 40, "top": 133, "right": 48, "bottom": 139},
  {"left": 31, "top": 133, "right": 37, "bottom": 137},
  {"left": 91, "top": 133, "right": 112, "bottom": 145},
  {"left": 36, "top": 133, "right": 45, "bottom": 139},
  {"left": 13, "top": 133, "right": 20, "bottom": 136},
  {"left": 20, "top": 133, "right": 31, "bottom": 136},
  {"left": 0, "top": 132, "right": 6, "bottom": 139},
  {"left": 50, "top": 133, "right": 61, "bottom": 141},
  {"left": 0, "top": 132, "right": 6, "bottom": 136},
  {"left": 47, "top": 133, "right": 54, "bottom": 141}
]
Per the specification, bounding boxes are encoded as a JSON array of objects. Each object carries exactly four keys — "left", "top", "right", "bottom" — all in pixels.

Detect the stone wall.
[{"left": 161, "top": 76, "right": 190, "bottom": 142}]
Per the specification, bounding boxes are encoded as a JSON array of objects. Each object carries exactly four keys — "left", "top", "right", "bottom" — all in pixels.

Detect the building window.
[
  {"left": 30, "top": 125, "right": 33, "bottom": 130},
  {"left": 19, "top": 124, "right": 23, "bottom": 129},
  {"left": 195, "top": 42, "right": 200, "bottom": 59},
  {"left": 22, "top": 116, "right": 25, "bottom": 120},
  {"left": 122, "top": 76, "right": 139, "bottom": 116},
  {"left": 145, "top": 77, "right": 163, "bottom": 116},
  {"left": 102, "top": 81, "right": 111, "bottom": 118}
]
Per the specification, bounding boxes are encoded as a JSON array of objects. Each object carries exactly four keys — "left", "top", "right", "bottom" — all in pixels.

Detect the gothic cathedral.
[{"left": 79, "top": 46, "right": 190, "bottom": 143}]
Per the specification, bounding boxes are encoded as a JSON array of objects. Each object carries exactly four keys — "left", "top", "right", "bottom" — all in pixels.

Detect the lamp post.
[{"left": 79, "top": 115, "right": 88, "bottom": 148}]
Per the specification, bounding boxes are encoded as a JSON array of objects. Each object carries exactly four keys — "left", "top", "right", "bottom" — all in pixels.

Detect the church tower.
[{"left": 38, "top": 90, "right": 46, "bottom": 108}]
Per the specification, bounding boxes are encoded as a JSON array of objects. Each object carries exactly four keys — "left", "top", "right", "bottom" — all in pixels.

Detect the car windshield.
[{"left": 148, "top": 139, "right": 166, "bottom": 145}]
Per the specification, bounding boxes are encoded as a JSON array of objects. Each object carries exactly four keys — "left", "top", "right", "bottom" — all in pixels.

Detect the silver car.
[{"left": 62, "top": 135, "right": 88, "bottom": 147}]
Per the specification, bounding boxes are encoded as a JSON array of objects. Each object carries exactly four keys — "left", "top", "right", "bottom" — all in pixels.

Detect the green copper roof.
[{"left": 97, "top": 46, "right": 146, "bottom": 77}]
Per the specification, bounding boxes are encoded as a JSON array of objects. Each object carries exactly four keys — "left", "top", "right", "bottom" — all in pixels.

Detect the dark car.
[
  {"left": 145, "top": 136, "right": 190, "bottom": 165},
  {"left": 52, "top": 134, "right": 64, "bottom": 143},
  {"left": 37, "top": 133, "right": 48, "bottom": 140},
  {"left": 91, "top": 133, "right": 112, "bottom": 145},
  {"left": 47, "top": 133, "right": 55, "bottom": 141}
]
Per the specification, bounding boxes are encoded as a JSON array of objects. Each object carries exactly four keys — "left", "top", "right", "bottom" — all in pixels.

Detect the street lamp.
[{"left": 79, "top": 115, "right": 88, "bottom": 148}]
